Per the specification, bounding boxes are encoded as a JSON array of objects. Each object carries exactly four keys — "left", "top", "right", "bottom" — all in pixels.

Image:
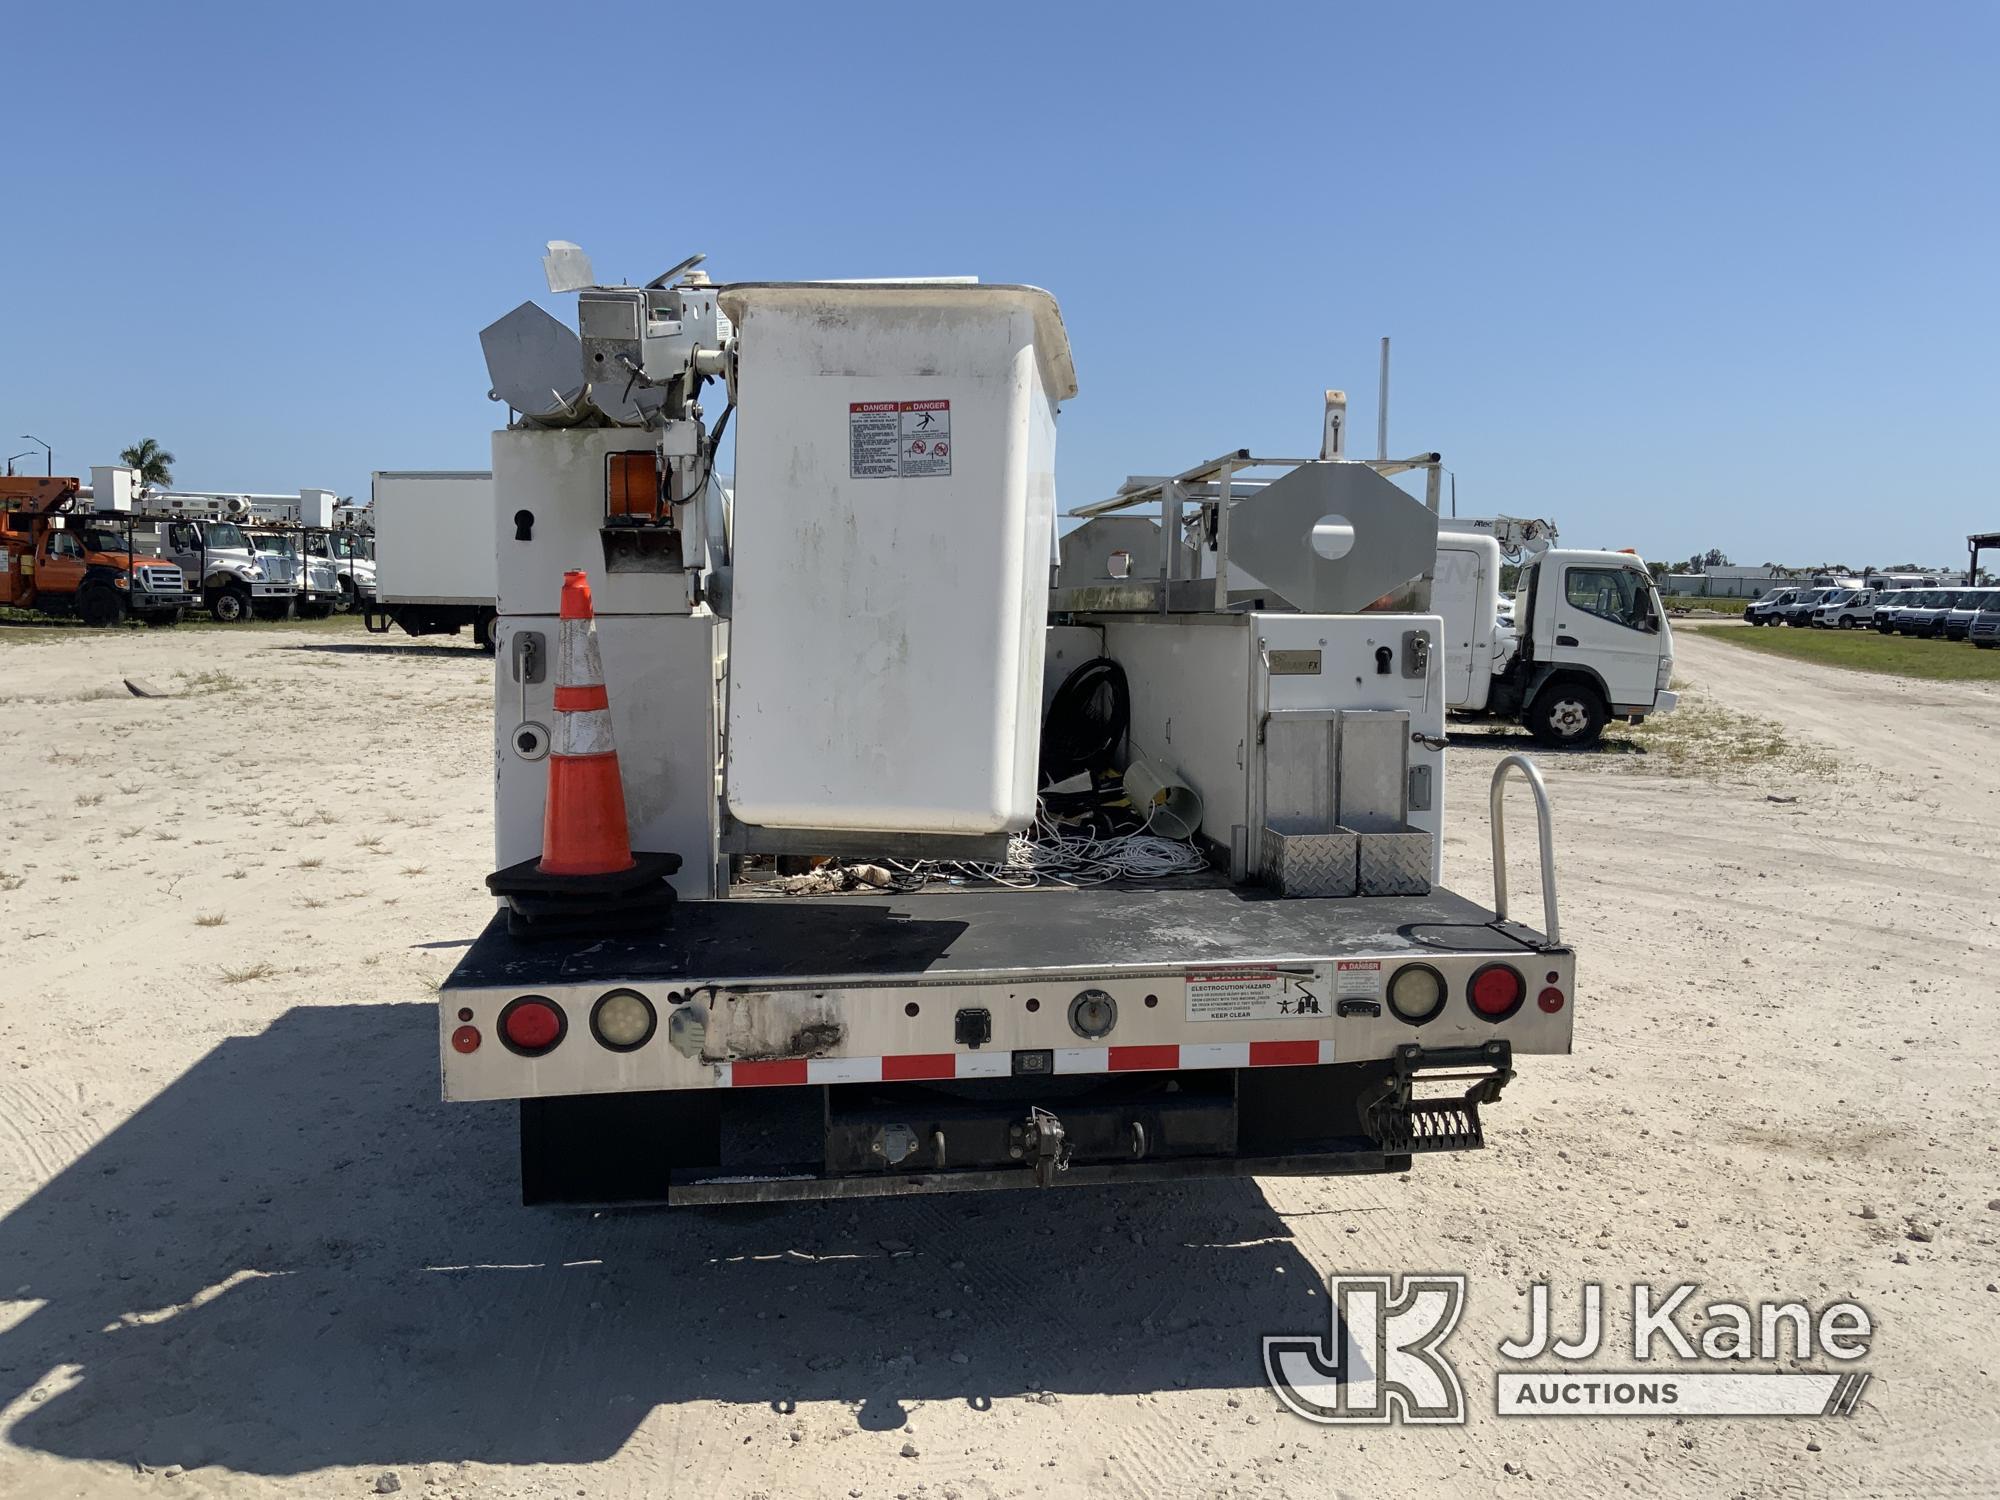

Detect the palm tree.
[{"left": 118, "top": 438, "right": 175, "bottom": 494}]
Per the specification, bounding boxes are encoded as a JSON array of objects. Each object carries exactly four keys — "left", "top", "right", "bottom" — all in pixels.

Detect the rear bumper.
[
  {"left": 440, "top": 891, "right": 1573, "bottom": 1106},
  {"left": 521, "top": 1043, "right": 1515, "bottom": 1206},
  {"left": 444, "top": 886, "right": 1569, "bottom": 1205}
]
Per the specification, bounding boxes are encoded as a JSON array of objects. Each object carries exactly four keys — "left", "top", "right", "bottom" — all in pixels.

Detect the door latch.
[
  {"left": 1402, "top": 629, "right": 1431, "bottom": 679},
  {"left": 510, "top": 630, "right": 548, "bottom": 757}
]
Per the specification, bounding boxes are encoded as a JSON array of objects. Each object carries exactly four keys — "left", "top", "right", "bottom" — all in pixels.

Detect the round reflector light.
[
  {"left": 499, "top": 996, "right": 566, "bottom": 1055},
  {"left": 1386, "top": 964, "right": 1446, "bottom": 1026},
  {"left": 451, "top": 1024, "right": 481, "bottom": 1054},
  {"left": 1538, "top": 986, "right": 1566, "bottom": 1013},
  {"left": 1468, "top": 965, "right": 1526, "bottom": 1021},
  {"left": 591, "top": 989, "right": 657, "bottom": 1052}
]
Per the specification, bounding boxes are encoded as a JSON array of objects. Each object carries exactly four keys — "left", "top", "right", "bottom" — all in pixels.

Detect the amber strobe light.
[{"left": 607, "top": 451, "right": 663, "bottom": 521}]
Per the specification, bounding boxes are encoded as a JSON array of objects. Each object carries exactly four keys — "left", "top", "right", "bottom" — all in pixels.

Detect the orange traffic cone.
[
  {"left": 538, "top": 570, "right": 637, "bottom": 876},
  {"left": 485, "top": 570, "right": 681, "bottom": 939}
]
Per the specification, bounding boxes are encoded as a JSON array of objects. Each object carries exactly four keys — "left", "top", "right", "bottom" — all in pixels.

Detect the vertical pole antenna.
[{"left": 1377, "top": 337, "right": 1390, "bottom": 460}]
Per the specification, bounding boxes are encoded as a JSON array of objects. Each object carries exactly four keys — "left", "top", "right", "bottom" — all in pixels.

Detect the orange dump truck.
[{"left": 1, "top": 477, "right": 196, "bottom": 627}]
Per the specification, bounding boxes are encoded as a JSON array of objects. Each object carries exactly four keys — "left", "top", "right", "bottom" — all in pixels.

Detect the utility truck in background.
[
  {"left": 323, "top": 509, "right": 377, "bottom": 610},
  {"left": 432, "top": 247, "right": 1580, "bottom": 1210},
  {"left": 365, "top": 471, "right": 498, "bottom": 648},
  {"left": 243, "top": 527, "right": 340, "bottom": 617},
  {"left": 141, "top": 495, "right": 295, "bottom": 622},
  {"left": 1, "top": 475, "right": 195, "bottom": 626},
  {"left": 1434, "top": 521, "right": 1676, "bottom": 748},
  {"left": 242, "top": 491, "right": 347, "bottom": 618}
]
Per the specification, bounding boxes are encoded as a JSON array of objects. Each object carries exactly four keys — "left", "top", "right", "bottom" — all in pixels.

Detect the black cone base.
[{"left": 485, "top": 851, "right": 682, "bottom": 940}]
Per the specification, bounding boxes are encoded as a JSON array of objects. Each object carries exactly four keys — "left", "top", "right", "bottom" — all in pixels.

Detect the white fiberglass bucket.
[{"left": 719, "top": 282, "right": 1077, "bottom": 836}]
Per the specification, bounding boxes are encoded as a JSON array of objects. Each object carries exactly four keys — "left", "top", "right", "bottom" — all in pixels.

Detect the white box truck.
[
  {"left": 364, "top": 471, "right": 498, "bottom": 649},
  {"left": 1434, "top": 526, "right": 1676, "bottom": 747}
]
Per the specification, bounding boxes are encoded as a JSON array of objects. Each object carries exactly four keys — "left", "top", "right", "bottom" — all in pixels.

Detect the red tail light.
[
  {"left": 499, "top": 996, "right": 566, "bottom": 1056},
  {"left": 1467, "top": 965, "right": 1525, "bottom": 1021}
]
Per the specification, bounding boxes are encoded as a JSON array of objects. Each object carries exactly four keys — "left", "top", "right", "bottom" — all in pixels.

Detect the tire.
[
  {"left": 334, "top": 577, "right": 356, "bottom": 614},
  {"left": 209, "top": 586, "right": 253, "bottom": 624},
  {"left": 77, "top": 584, "right": 127, "bottom": 629},
  {"left": 140, "top": 611, "right": 179, "bottom": 628},
  {"left": 1527, "top": 681, "right": 1608, "bottom": 749},
  {"left": 472, "top": 610, "right": 497, "bottom": 653}
]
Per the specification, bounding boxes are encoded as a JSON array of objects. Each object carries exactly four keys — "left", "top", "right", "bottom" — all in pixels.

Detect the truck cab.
[
  {"left": 1505, "top": 550, "right": 1674, "bottom": 743},
  {"left": 157, "top": 516, "right": 295, "bottom": 622},
  {"left": 2, "top": 479, "right": 193, "bottom": 625},
  {"left": 1435, "top": 534, "right": 1674, "bottom": 747},
  {"left": 301, "top": 530, "right": 364, "bottom": 611},
  {"left": 244, "top": 528, "right": 340, "bottom": 618},
  {"left": 329, "top": 528, "right": 376, "bottom": 606},
  {"left": 1, "top": 514, "right": 194, "bottom": 626}
]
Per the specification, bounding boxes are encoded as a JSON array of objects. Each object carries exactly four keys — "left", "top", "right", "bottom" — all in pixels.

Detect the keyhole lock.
[
  {"left": 513, "top": 509, "right": 535, "bottom": 541},
  {"left": 1374, "top": 645, "right": 1394, "bottom": 675}
]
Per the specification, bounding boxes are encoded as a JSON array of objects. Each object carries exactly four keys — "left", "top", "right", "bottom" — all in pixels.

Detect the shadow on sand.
[
  {"left": 0, "top": 1004, "right": 1336, "bottom": 1474},
  {"left": 280, "top": 641, "right": 484, "bottom": 659},
  {"left": 1445, "top": 728, "right": 1649, "bottom": 756}
]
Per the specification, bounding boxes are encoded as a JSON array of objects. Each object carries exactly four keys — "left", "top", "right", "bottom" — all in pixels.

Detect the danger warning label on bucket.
[{"left": 850, "top": 399, "right": 951, "bottom": 479}]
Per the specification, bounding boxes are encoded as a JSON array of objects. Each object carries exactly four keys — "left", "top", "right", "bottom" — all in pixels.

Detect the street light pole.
[
  {"left": 5, "top": 451, "right": 35, "bottom": 477},
  {"left": 20, "top": 435, "right": 51, "bottom": 476}
]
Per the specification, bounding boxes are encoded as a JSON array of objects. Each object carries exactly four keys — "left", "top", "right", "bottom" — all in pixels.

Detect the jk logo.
[{"left": 1264, "top": 1274, "right": 1468, "bottom": 1424}]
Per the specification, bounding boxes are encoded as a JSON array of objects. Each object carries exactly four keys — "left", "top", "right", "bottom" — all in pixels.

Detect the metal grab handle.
[{"left": 1490, "top": 754, "right": 1560, "bottom": 945}]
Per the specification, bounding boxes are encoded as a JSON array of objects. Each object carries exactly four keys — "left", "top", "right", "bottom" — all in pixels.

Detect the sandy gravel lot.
[{"left": 0, "top": 622, "right": 1995, "bottom": 1500}]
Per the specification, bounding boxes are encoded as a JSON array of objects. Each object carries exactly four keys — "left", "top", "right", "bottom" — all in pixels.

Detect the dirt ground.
[{"left": 0, "top": 624, "right": 1995, "bottom": 1500}]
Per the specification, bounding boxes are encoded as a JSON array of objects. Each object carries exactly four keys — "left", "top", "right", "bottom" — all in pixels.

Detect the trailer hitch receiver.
[{"left": 1008, "top": 1106, "right": 1072, "bottom": 1186}]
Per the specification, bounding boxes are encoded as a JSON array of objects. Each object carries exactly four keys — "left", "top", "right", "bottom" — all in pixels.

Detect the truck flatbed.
[{"left": 446, "top": 882, "right": 1553, "bottom": 992}]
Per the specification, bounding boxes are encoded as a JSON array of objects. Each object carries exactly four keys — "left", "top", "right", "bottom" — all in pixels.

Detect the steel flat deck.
[{"left": 448, "top": 883, "right": 1551, "bottom": 991}]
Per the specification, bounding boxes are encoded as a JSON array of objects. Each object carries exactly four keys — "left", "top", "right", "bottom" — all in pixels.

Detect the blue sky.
[{"left": 4, "top": 1, "right": 1994, "bottom": 571}]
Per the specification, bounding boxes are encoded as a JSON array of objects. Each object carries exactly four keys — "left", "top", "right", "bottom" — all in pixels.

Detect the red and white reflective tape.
[
  {"left": 712, "top": 1039, "right": 1334, "bottom": 1088},
  {"left": 550, "top": 615, "right": 616, "bottom": 755},
  {"left": 551, "top": 707, "right": 617, "bottom": 757},
  {"left": 555, "top": 613, "right": 606, "bottom": 690}
]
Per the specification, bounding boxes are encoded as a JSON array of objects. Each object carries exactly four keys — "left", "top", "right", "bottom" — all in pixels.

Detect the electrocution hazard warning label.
[
  {"left": 1185, "top": 968, "right": 1325, "bottom": 1022},
  {"left": 850, "top": 399, "right": 951, "bottom": 479}
]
